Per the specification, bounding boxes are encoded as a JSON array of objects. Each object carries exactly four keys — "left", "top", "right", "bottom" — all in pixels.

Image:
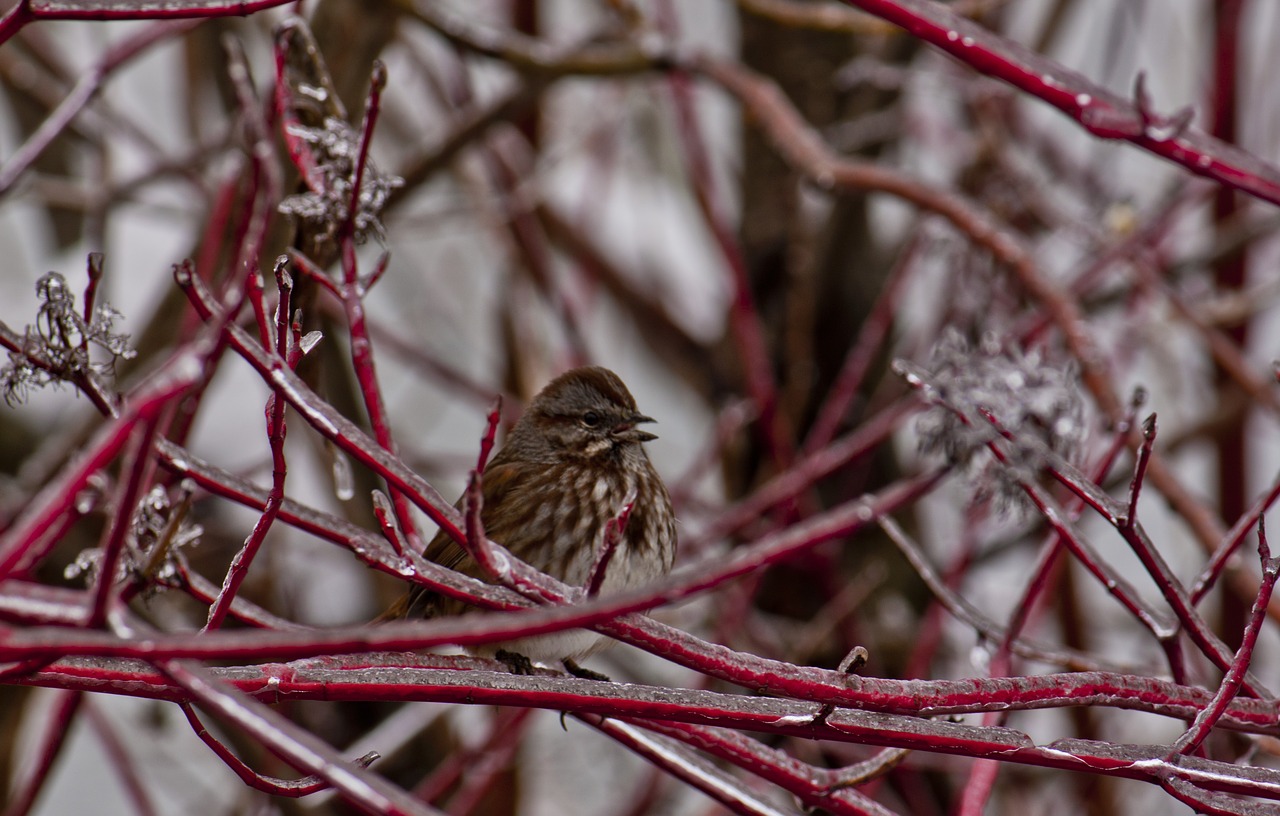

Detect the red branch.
[
  {"left": 0, "top": 349, "right": 202, "bottom": 578},
  {"left": 0, "top": 19, "right": 200, "bottom": 192},
  {"left": 838, "top": 0, "right": 1280, "bottom": 206},
  {"left": 1172, "top": 517, "right": 1280, "bottom": 756},
  {"left": 157, "top": 659, "right": 443, "bottom": 816},
  {"left": 203, "top": 261, "right": 294, "bottom": 631},
  {"left": 88, "top": 417, "right": 159, "bottom": 628},
  {"left": 1, "top": 689, "right": 82, "bottom": 816},
  {"left": 179, "top": 702, "right": 379, "bottom": 797},
  {"left": 586, "top": 499, "right": 632, "bottom": 597},
  {"left": 6, "top": 7, "right": 1280, "bottom": 812},
  {"left": 14, "top": 658, "right": 1280, "bottom": 802}
]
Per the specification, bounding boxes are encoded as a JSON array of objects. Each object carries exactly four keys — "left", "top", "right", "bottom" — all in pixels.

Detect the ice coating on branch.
[
  {"left": 1143, "top": 122, "right": 1179, "bottom": 142},
  {"left": 331, "top": 448, "right": 355, "bottom": 501},
  {"left": 299, "top": 330, "right": 323, "bottom": 355}
]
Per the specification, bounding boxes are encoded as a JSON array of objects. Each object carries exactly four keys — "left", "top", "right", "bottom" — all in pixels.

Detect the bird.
[{"left": 381, "top": 366, "right": 677, "bottom": 677}]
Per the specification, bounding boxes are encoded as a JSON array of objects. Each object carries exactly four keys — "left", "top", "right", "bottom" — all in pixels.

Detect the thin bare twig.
[{"left": 1172, "top": 517, "right": 1280, "bottom": 756}]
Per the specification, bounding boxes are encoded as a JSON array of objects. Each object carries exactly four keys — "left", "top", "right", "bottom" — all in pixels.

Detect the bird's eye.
[{"left": 582, "top": 411, "right": 602, "bottom": 427}]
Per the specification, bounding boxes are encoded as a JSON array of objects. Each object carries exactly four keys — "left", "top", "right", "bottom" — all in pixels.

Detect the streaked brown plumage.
[{"left": 382, "top": 366, "right": 677, "bottom": 667}]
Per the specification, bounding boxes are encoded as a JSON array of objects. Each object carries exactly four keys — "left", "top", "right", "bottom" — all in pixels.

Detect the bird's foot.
[
  {"left": 563, "top": 658, "right": 610, "bottom": 682},
  {"left": 495, "top": 649, "right": 536, "bottom": 675}
]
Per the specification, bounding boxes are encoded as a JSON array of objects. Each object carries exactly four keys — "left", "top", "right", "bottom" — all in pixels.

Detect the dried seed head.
[
  {"left": 277, "top": 117, "right": 403, "bottom": 247},
  {"left": 2, "top": 270, "right": 135, "bottom": 405},
  {"left": 908, "top": 329, "right": 1086, "bottom": 514},
  {"left": 65, "top": 484, "right": 203, "bottom": 592}
]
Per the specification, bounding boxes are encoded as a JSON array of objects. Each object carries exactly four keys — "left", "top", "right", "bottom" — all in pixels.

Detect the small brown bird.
[{"left": 383, "top": 366, "right": 677, "bottom": 673}]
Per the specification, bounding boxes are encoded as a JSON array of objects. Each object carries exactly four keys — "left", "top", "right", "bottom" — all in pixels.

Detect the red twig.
[
  {"left": 243, "top": 265, "right": 273, "bottom": 360},
  {"left": 411, "top": 708, "right": 531, "bottom": 806},
  {"left": 82, "top": 700, "right": 157, "bottom": 816},
  {"left": 158, "top": 659, "right": 441, "bottom": 816},
  {"left": 1192, "top": 471, "right": 1280, "bottom": 604},
  {"left": 1172, "top": 517, "right": 1280, "bottom": 756},
  {"left": 151, "top": 353, "right": 941, "bottom": 645},
  {"left": 17, "top": 654, "right": 1280, "bottom": 739},
  {"left": 668, "top": 400, "right": 755, "bottom": 513},
  {"left": 876, "top": 516, "right": 1100, "bottom": 670},
  {"left": 0, "top": 347, "right": 200, "bottom": 579},
  {"left": 693, "top": 49, "right": 1230, "bottom": 564},
  {"left": 802, "top": 231, "right": 920, "bottom": 455},
  {"left": 0, "top": 0, "right": 291, "bottom": 46},
  {"left": 654, "top": 2, "right": 793, "bottom": 471},
  {"left": 985, "top": 406, "right": 1260, "bottom": 695},
  {"left": 0, "top": 19, "right": 200, "bottom": 193},
  {"left": 182, "top": 255, "right": 478, "bottom": 543},
  {"left": 361, "top": 319, "right": 499, "bottom": 407},
  {"left": 363, "top": 250, "right": 391, "bottom": 292},
  {"left": 606, "top": 719, "right": 907, "bottom": 816},
  {"left": 451, "top": 398, "right": 511, "bottom": 583},
  {"left": 440, "top": 708, "right": 530, "bottom": 816},
  {"left": 285, "top": 248, "right": 343, "bottom": 301},
  {"left": 903, "top": 371, "right": 1267, "bottom": 699},
  {"left": 227, "top": 50, "right": 283, "bottom": 310},
  {"left": 8, "top": 7, "right": 1280, "bottom": 811},
  {"left": 957, "top": 758, "right": 999, "bottom": 816},
  {"left": 178, "top": 702, "right": 379, "bottom": 797},
  {"left": 992, "top": 400, "right": 1145, "bottom": 670},
  {"left": 341, "top": 60, "right": 386, "bottom": 245},
  {"left": 476, "top": 396, "right": 502, "bottom": 473},
  {"left": 0, "top": 659, "right": 57, "bottom": 682},
  {"left": 1043, "top": 448, "right": 1265, "bottom": 696},
  {"left": 586, "top": 716, "right": 829, "bottom": 816},
  {"left": 88, "top": 416, "right": 160, "bottom": 628},
  {"left": 0, "top": 319, "right": 118, "bottom": 418},
  {"left": 371, "top": 490, "right": 408, "bottom": 557},
  {"left": 325, "top": 61, "right": 425, "bottom": 557},
  {"left": 894, "top": 366, "right": 1170, "bottom": 639},
  {"left": 691, "top": 401, "right": 916, "bottom": 549},
  {"left": 11, "top": 473, "right": 919, "bottom": 670},
  {"left": 171, "top": 559, "right": 302, "bottom": 630},
  {"left": 203, "top": 261, "right": 293, "bottom": 631},
  {"left": 838, "top": 0, "right": 1280, "bottom": 206},
  {"left": 18, "top": 658, "right": 1280, "bottom": 801},
  {"left": 1, "top": 689, "right": 82, "bottom": 816},
  {"left": 461, "top": 470, "right": 509, "bottom": 584},
  {"left": 1124, "top": 414, "right": 1157, "bottom": 528},
  {"left": 81, "top": 252, "right": 104, "bottom": 340},
  {"left": 692, "top": 54, "right": 1118, "bottom": 421},
  {"left": 0, "top": 0, "right": 31, "bottom": 47},
  {"left": 586, "top": 498, "right": 633, "bottom": 597}
]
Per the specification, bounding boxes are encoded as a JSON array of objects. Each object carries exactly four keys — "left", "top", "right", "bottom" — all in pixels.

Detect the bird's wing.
[{"left": 380, "top": 461, "right": 529, "bottom": 620}]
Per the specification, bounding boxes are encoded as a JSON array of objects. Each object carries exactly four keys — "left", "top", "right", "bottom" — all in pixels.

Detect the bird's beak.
[{"left": 613, "top": 413, "right": 658, "bottom": 443}]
